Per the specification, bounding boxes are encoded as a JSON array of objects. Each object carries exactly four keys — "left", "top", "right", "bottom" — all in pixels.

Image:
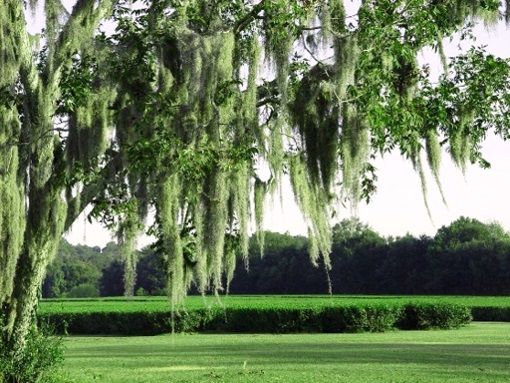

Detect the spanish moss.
[{"left": 3, "top": 3, "right": 510, "bottom": 372}]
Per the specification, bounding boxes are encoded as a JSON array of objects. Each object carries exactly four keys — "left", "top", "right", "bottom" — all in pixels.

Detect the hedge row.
[{"left": 38, "top": 303, "right": 472, "bottom": 336}]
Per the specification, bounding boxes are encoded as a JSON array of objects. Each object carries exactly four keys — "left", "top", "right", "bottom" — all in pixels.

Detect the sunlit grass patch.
[
  {"left": 140, "top": 365, "right": 218, "bottom": 372},
  {"left": 57, "top": 322, "right": 510, "bottom": 383}
]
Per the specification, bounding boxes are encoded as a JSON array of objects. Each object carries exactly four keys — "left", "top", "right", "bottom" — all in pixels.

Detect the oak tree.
[{"left": 1, "top": 1, "right": 510, "bottom": 381}]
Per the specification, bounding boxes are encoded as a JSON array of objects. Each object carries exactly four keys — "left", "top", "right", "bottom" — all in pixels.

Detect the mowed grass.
[
  {"left": 39, "top": 295, "right": 510, "bottom": 314},
  {"left": 56, "top": 322, "right": 510, "bottom": 383}
]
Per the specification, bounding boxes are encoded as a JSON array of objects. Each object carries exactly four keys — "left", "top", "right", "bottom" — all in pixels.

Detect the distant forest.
[{"left": 43, "top": 216, "right": 510, "bottom": 298}]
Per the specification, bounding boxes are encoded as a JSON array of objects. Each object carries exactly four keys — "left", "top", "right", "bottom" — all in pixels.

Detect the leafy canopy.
[
  {"left": 4, "top": 0, "right": 510, "bottom": 306},
  {"left": 87, "top": 0, "right": 510, "bottom": 302}
]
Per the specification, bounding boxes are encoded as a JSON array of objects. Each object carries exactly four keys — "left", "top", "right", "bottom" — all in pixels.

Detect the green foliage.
[
  {"left": 4, "top": 1, "right": 510, "bottom": 379},
  {"left": 39, "top": 295, "right": 510, "bottom": 313},
  {"left": 332, "top": 218, "right": 386, "bottom": 253},
  {"left": 432, "top": 216, "right": 510, "bottom": 250},
  {"left": 49, "top": 217, "right": 510, "bottom": 301},
  {"left": 42, "top": 240, "right": 108, "bottom": 298},
  {"left": 38, "top": 311, "right": 173, "bottom": 336},
  {"left": 38, "top": 296, "right": 475, "bottom": 335},
  {"left": 57, "top": 54, "right": 98, "bottom": 115},
  {"left": 135, "top": 249, "right": 167, "bottom": 296},
  {"left": 99, "top": 259, "right": 125, "bottom": 297},
  {"left": 66, "top": 283, "right": 100, "bottom": 298},
  {"left": 91, "top": 0, "right": 510, "bottom": 311},
  {"left": 0, "top": 323, "right": 63, "bottom": 383},
  {"left": 117, "top": 208, "right": 140, "bottom": 298},
  {"left": 321, "top": 305, "right": 403, "bottom": 333},
  {"left": 230, "top": 218, "right": 510, "bottom": 296},
  {"left": 400, "top": 304, "right": 473, "bottom": 330}
]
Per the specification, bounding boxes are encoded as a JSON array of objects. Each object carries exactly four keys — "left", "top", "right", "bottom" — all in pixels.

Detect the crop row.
[
  {"left": 37, "top": 301, "right": 476, "bottom": 336},
  {"left": 39, "top": 295, "right": 510, "bottom": 314}
]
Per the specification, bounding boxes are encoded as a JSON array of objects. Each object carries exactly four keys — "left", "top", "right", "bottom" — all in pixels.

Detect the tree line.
[{"left": 44, "top": 216, "right": 510, "bottom": 298}]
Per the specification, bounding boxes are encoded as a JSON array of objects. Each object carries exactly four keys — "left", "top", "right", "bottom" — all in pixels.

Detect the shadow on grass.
[
  {"left": 62, "top": 325, "right": 510, "bottom": 382},
  {"left": 71, "top": 341, "right": 510, "bottom": 366}
]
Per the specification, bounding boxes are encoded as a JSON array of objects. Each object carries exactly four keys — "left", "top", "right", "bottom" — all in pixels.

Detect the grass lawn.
[{"left": 56, "top": 322, "right": 510, "bottom": 383}]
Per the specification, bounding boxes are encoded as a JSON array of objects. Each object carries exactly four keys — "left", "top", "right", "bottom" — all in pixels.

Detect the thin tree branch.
[
  {"left": 234, "top": 0, "right": 268, "bottom": 35},
  {"left": 296, "top": 25, "right": 323, "bottom": 31},
  {"left": 301, "top": 35, "right": 329, "bottom": 67},
  {"left": 64, "top": 150, "right": 123, "bottom": 231}
]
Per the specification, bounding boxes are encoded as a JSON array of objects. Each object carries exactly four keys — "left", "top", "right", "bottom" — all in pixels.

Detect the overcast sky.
[
  {"left": 262, "top": 20, "right": 510, "bottom": 240},
  {"left": 58, "top": 3, "right": 510, "bottom": 247}
]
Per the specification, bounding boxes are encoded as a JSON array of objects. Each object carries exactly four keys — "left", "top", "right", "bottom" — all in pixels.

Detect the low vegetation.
[{"left": 38, "top": 295, "right": 478, "bottom": 335}]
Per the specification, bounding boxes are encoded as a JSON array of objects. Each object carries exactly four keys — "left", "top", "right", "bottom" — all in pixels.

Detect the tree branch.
[
  {"left": 234, "top": 0, "right": 267, "bottom": 35},
  {"left": 64, "top": 151, "right": 123, "bottom": 231},
  {"left": 50, "top": 0, "right": 118, "bottom": 81}
]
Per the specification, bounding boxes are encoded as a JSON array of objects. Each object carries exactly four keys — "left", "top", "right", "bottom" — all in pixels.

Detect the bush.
[
  {"left": 320, "top": 305, "right": 403, "bottom": 333},
  {"left": 0, "top": 324, "right": 64, "bottom": 383},
  {"left": 39, "top": 302, "right": 471, "bottom": 335},
  {"left": 173, "top": 308, "right": 219, "bottom": 333},
  {"left": 66, "top": 283, "right": 99, "bottom": 298},
  {"left": 398, "top": 303, "right": 472, "bottom": 330},
  {"left": 215, "top": 307, "right": 318, "bottom": 333},
  {"left": 40, "top": 311, "right": 172, "bottom": 336}
]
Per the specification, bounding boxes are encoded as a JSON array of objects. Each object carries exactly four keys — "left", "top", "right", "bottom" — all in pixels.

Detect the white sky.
[{"left": 59, "top": 3, "right": 510, "bottom": 247}]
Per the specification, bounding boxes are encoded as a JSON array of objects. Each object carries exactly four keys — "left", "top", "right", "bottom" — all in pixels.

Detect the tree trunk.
[
  {"left": 3, "top": 179, "right": 66, "bottom": 360},
  {"left": 0, "top": 1, "right": 117, "bottom": 381},
  {"left": 4, "top": 249, "right": 51, "bottom": 354}
]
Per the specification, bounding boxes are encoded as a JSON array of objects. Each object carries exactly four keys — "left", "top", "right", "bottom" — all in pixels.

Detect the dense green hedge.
[
  {"left": 398, "top": 304, "right": 472, "bottom": 330},
  {"left": 38, "top": 303, "right": 472, "bottom": 335},
  {"left": 39, "top": 312, "right": 174, "bottom": 336}
]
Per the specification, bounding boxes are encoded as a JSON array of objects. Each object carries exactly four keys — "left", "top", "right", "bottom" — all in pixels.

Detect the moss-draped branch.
[
  {"left": 2, "top": 3, "right": 510, "bottom": 379},
  {"left": 89, "top": 0, "right": 510, "bottom": 301}
]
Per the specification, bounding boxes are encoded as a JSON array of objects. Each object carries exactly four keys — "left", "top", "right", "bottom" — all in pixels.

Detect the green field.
[
  {"left": 39, "top": 295, "right": 510, "bottom": 314},
  {"left": 55, "top": 322, "right": 510, "bottom": 383}
]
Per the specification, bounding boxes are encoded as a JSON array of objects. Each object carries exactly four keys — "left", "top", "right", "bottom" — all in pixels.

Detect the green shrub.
[
  {"left": 216, "top": 307, "right": 317, "bottom": 333},
  {"left": 66, "top": 283, "right": 99, "bottom": 298},
  {"left": 320, "top": 305, "right": 403, "bottom": 333},
  {"left": 40, "top": 311, "right": 173, "bottom": 336},
  {"left": 399, "top": 303, "right": 472, "bottom": 330},
  {"left": 321, "top": 306, "right": 365, "bottom": 333},
  {"left": 38, "top": 301, "right": 472, "bottom": 335},
  {"left": 0, "top": 324, "right": 64, "bottom": 383},
  {"left": 365, "top": 305, "right": 404, "bottom": 332},
  {"left": 172, "top": 308, "right": 219, "bottom": 333}
]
